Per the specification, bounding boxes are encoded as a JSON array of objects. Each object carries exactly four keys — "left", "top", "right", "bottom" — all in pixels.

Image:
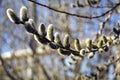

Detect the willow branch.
[{"left": 28, "top": 0, "right": 120, "bottom": 19}]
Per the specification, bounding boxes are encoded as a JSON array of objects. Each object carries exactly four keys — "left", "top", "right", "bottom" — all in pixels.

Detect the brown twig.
[
  {"left": 98, "top": 11, "right": 112, "bottom": 35},
  {"left": 28, "top": 0, "right": 120, "bottom": 19},
  {"left": 107, "top": 56, "right": 120, "bottom": 66}
]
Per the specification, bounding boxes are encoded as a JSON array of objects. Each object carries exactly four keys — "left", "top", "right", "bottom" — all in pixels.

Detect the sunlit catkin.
[
  {"left": 74, "top": 39, "right": 81, "bottom": 51},
  {"left": 54, "top": 32, "right": 62, "bottom": 46},
  {"left": 86, "top": 39, "right": 92, "bottom": 50},
  {"left": 88, "top": 52, "right": 94, "bottom": 59},
  {"left": 6, "top": 8, "right": 20, "bottom": 24},
  {"left": 101, "top": 35, "right": 107, "bottom": 43},
  {"left": 39, "top": 23, "right": 46, "bottom": 37},
  {"left": 24, "top": 21, "right": 37, "bottom": 34},
  {"left": 47, "top": 24, "right": 54, "bottom": 41},
  {"left": 20, "top": 6, "right": 28, "bottom": 22},
  {"left": 97, "top": 39, "right": 103, "bottom": 48},
  {"left": 63, "top": 34, "right": 70, "bottom": 49},
  {"left": 79, "top": 49, "right": 86, "bottom": 56},
  {"left": 28, "top": 19, "right": 35, "bottom": 29}
]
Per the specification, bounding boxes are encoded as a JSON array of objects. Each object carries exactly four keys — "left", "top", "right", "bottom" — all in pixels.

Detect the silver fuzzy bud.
[
  {"left": 24, "top": 21, "right": 37, "bottom": 34},
  {"left": 39, "top": 23, "right": 46, "bottom": 37},
  {"left": 74, "top": 39, "right": 81, "bottom": 51},
  {"left": 79, "top": 49, "right": 86, "bottom": 56},
  {"left": 97, "top": 39, "right": 103, "bottom": 48},
  {"left": 86, "top": 39, "right": 92, "bottom": 50},
  {"left": 28, "top": 19, "right": 35, "bottom": 29},
  {"left": 20, "top": 6, "right": 28, "bottom": 22},
  {"left": 47, "top": 24, "right": 54, "bottom": 41},
  {"left": 63, "top": 34, "right": 70, "bottom": 49},
  {"left": 6, "top": 8, "right": 20, "bottom": 24},
  {"left": 98, "top": 48, "right": 104, "bottom": 53},
  {"left": 96, "top": 64, "right": 107, "bottom": 71},
  {"left": 88, "top": 52, "right": 94, "bottom": 59},
  {"left": 101, "top": 35, "right": 107, "bottom": 44},
  {"left": 54, "top": 32, "right": 62, "bottom": 46}
]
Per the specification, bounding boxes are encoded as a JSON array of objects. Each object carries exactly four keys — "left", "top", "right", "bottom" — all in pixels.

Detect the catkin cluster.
[{"left": 6, "top": 6, "right": 120, "bottom": 62}]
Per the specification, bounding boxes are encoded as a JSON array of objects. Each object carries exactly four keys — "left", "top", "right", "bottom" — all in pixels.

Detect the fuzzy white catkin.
[
  {"left": 79, "top": 49, "right": 86, "bottom": 56},
  {"left": 88, "top": 52, "right": 94, "bottom": 59},
  {"left": 63, "top": 34, "right": 70, "bottom": 49},
  {"left": 6, "top": 8, "right": 20, "bottom": 24},
  {"left": 47, "top": 24, "right": 54, "bottom": 41},
  {"left": 54, "top": 32, "right": 62, "bottom": 46},
  {"left": 28, "top": 19, "right": 36, "bottom": 29},
  {"left": 74, "top": 39, "right": 81, "bottom": 51},
  {"left": 39, "top": 23, "right": 46, "bottom": 37},
  {"left": 20, "top": 6, "right": 28, "bottom": 21}
]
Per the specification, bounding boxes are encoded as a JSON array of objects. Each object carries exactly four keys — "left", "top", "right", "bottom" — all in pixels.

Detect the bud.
[
  {"left": 49, "top": 42, "right": 59, "bottom": 49},
  {"left": 113, "top": 39, "right": 119, "bottom": 45},
  {"left": 20, "top": 6, "right": 28, "bottom": 22},
  {"left": 38, "top": 23, "right": 46, "bottom": 37},
  {"left": 74, "top": 39, "right": 81, "bottom": 51},
  {"left": 98, "top": 48, "right": 104, "bottom": 53},
  {"left": 103, "top": 46, "right": 109, "bottom": 52},
  {"left": 71, "top": 50, "right": 81, "bottom": 57},
  {"left": 63, "top": 34, "right": 70, "bottom": 49},
  {"left": 24, "top": 21, "right": 37, "bottom": 34},
  {"left": 88, "top": 52, "right": 94, "bottom": 59},
  {"left": 34, "top": 34, "right": 49, "bottom": 44},
  {"left": 92, "top": 44, "right": 98, "bottom": 49},
  {"left": 54, "top": 32, "right": 62, "bottom": 46},
  {"left": 47, "top": 24, "right": 54, "bottom": 41},
  {"left": 76, "top": 0, "right": 84, "bottom": 7},
  {"left": 97, "top": 39, "right": 103, "bottom": 48},
  {"left": 58, "top": 48, "right": 71, "bottom": 56},
  {"left": 71, "top": 3, "right": 76, "bottom": 8},
  {"left": 28, "top": 19, "right": 35, "bottom": 29},
  {"left": 86, "top": 39, "right": 92, "bottom": 50},
  {"left": 88, "top": 0, "right": 99, "bottom": 5},
  {"left": 96, "top": 64, "right": 107, "bottom": 72},
  {"left": 6, "top": 8, "right": 20, "bottom": 24},
  {"left": 79, "top": 49, "right": 86, "bottom": 56},
  {"left": 106, "top": 40, "right": 112, "bottom": 47},
  {"left": 101, "top": 35, "right": 107, "bottom": 43}
]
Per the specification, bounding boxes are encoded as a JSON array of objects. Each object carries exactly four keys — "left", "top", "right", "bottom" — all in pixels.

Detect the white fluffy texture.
[
  {"left": 47, "top": 24, "right": 54, "bottom": 41},
  {"left": 74, "top": 39, "right": 81, "bottom": 51},
  {"left": 54, "top": 32, "right": 60, "bottom": 41},
  {"left": 88, "top": 52, "right": 94, "bottom": 59},
  {"left": 20, "top": 6, "right": 27, "bottom": 21},
  {"left": 80, "top": 49, "right": 86, "bottom": 56},
  {"left": 28, "top": 19, "right": 35, "bottom": 29},
  {"left": 6, "top": 8, "right": 16, "bottom": 23}
]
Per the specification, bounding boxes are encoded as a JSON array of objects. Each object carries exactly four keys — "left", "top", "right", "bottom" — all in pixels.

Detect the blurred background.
[{"left": 0, "top": 0, "right": 120, "bottom": 80}]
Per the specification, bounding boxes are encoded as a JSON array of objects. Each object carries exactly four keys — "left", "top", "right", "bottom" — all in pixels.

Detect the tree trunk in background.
[
  {"left": 29, "top": 0, "right": 37, "bottom": 55},
  {"left": 28, "top": 1, "right": 38, "bottom": 80},
  {"left": 28, "top": 1, "right": 51, "bottom": 80}
]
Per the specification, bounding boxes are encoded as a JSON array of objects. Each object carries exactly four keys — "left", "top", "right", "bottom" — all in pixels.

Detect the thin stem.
[{"left": 28, "top": 0, "right": 120, "bottom": 19}]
